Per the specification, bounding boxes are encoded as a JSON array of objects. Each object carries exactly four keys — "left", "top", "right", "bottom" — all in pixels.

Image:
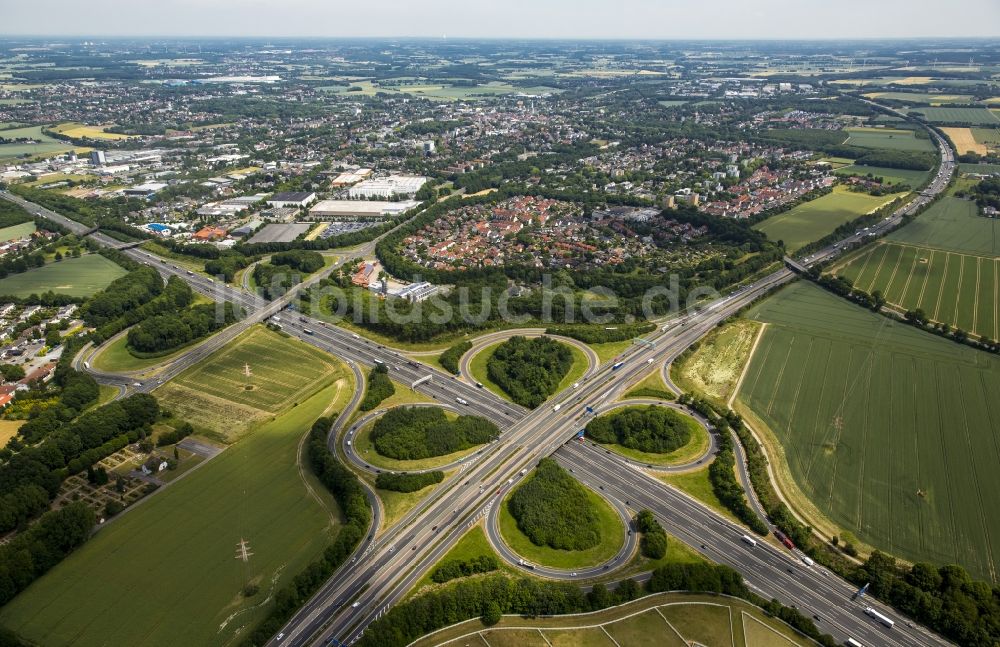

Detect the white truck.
[{"left": 864, "top": 607, "right": 894, "bottom": 629}]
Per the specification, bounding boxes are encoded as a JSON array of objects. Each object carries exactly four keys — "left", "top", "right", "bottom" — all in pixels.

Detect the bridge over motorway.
[{"left": 0, "top": 115, "right": 958, "bottom": 647}]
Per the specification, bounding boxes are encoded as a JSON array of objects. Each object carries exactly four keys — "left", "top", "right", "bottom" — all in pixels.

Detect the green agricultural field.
[
  {"left": 960, "top": 163, "right": 1000, "bottom": 175},
  {"left": 863, "top": 91, "right": 977, "bottom": 104},
  {"left": 0, "top": 221, "right": 35, "bottom": 241},
  {"left": 410, "top": 593, "right": 812, "bottom": 647},
  {"left": 909, "top": 107, "right": 1000, "bottom": 125},
  {"left": 155, "top": 325, "right": 342, "bottom": 441},
  {"left": 0, "top": 374, "right": 353, "bottom": 647},
  {"left": 834, "top": 241, "right": 998, "bottom": 340},
  {"left": 754, "top": 186, "right": 901, "bottom": 252},
  {"left": 0, "top": 124, "right": 88, "bottom": 158},
  {"left": 887, "top": 189, "right": 999, "bottom": 257},
  {"left": 834, "top": 164, "right": 930, "bottom": 187},
  {"left": 737, "top": 282, "right": 1000, "bottom": 581},
  {"left": 0, "top": 254, "right": 126, "bottom": 298},
  {"left": 973, "top": 128, "right": 1000, "bottom": 148},
  {"left": 842, "top": 127, "right": 936, "bottom": 152}
]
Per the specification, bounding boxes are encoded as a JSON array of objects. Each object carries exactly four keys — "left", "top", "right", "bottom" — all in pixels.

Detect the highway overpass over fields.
[{"left": 0, "top": 113, "right": 958, "bottom": 647}]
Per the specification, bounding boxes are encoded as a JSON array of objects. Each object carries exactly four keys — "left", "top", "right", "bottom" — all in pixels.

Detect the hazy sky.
[{"left": 3, "top": 0, "right": 999, "bottom": 39}]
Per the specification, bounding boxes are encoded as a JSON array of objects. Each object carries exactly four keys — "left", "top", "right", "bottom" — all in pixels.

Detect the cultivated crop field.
[
  {"left": 942, "top": 127, "right": 988, "bottom": 155},
  {"left": 0, "top": 253, "right": 126, "bottom": 298},
  {"left": 49, "top": 122, "right": 133, "bottom": 140},
  {"left": 0, "top": 124, "right": 89, "bottom": 158},
  {"left": 972, "top": 127, "right": 1000, "bottom": 152},
  {"left": 737, "top": 282, "right": 1000, "bottom": 581},
  {"left": 834, "top": 241, "right": 998, "bottom": 339},
  {"left": 887, "top": 187, "right": 998, "bottom": 256},
  {"left": 842, "top": 127, "right": 936, "bottom": 152},
  {"left": 833, "top": 164, "right": 929, "bottom": 187},
  {"left": 909, "top": 106, "right": 1000, "bottom": 125},
  {"left": 0, "top": 373, "right": 353, "bottom": 647},
  {"left": 754, "top": 186, "right": 902, "bottom": 252},
  {"left": 411, "top": 593, "right": 812, "bottom": 647},
  {"left": 863, "top": 91, "right": 977, "bottom": 104},
  {"left": 156, "top": 325, "right": 342, "bottom": 441},
  {"left": 0, "top": 221, "right": 35, "bottom": 241}
]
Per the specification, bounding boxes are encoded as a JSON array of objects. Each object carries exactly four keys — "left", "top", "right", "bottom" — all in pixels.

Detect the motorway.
[
  {"left": 555, "top": 441, "right": 947, "bottom": 647},
  {"left": 270, "top": 116, "right": 956, "bottom": 646},
  {"left": 0, "top": 110, "right": 957, "bottom": 647}
]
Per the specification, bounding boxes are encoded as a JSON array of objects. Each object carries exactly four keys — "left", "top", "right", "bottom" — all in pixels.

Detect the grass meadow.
[
  {"left": 842, "top": 127, "right": 936, "bottom": 152},
  {"left": 0, "top": 221, "right": 35, "bottom": 241},
  {"left": 833, "top": 164, "right": 930, "bottom": 187},
  {"left": 0, "top": 124, "right": 90, "bottom": 159},
  {"left": 0, "top": 345, "right": 354, "bottom": 647},
  {"left": 409, "top": 592, "right": 812, "bottom": 647},
  {"left": 737, "top": 282, "right": 1000, "bottom": 582},
  {"left": 908, "top": 106, "right": 1000, "bottom": 125},
  {"left": 0, "top": 254, "right": 126, "bottom": 298},
  {"left": 754, "top": 186, "right": 902, "bottom": 252},
  {"left": 155, "top": 325, "right": 342, "bottom": 441}
]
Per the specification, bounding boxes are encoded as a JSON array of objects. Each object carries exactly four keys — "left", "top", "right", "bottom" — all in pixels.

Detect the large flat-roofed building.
[
  {"left": 308, "top": 199, "right": 419, "bottom": 220},
  {"left": 347, "top": 175, "right": 427, "bottom": 199},
  {"left": 266, "top": 191, "right": 316, "bottom": 208},
  {"left": 330, "top": 168, "right": 372, "bottom": 186},
  {"left": 123, "top": 182, "right": 168, "bottom": 198},
  {"left": 391, "top": 281, "right": 438, "bottom": 302},
  {"left": 247, "top": 222, "right": 312, "bottom": 244}
]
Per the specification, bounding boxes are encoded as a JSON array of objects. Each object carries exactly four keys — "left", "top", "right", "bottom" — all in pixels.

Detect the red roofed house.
[
  {"left": 193, "top": 226, "right": 228, "bottom": 241},
  {"left": 352, "top": 261, "right": 381, "bottom": 288}
]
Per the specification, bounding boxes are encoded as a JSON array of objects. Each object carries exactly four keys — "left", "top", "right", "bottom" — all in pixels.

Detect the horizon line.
[{"left": 2, "top": 34, "right": 1000, "bottom": 42}]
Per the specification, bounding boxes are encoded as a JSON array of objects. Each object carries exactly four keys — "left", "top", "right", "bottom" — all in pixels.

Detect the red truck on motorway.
[{"left": 774, "top": 529, "right": 795, "bottom": 550}]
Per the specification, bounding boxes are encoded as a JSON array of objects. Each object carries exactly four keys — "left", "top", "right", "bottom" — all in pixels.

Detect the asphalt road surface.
[{"left": 0, "top": 109, "right": 958, "bottom": 647}]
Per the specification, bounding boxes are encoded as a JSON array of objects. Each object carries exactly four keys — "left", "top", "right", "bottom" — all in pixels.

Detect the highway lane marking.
[
  {"left": 559, "top": 445, "right": 884, "bottom": 637},
  {"left": 17, "top": 185, "right": 944, "bottom": 644},
  {"left": 571, "top": 455, "right": 877, "bottom": 646},
  {"left": 561, "top": 444, "right": 929, "bottom": 647}
]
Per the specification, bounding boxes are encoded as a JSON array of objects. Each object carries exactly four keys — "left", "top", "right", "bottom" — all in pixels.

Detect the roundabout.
[
  {"left": 485, "top": 466, "right": 637, "bottom": 579},
  {"left": 456, "top": 329, "right": 600, "bottom": 399},
  {"left": 482, "top": 397, "right": 716, "bottom": 578},
  {"left": 342, "top": 402, "right": 495, "bottom": 475},
  {"left": 586, "top": 398, "right": 717, "bottom": 473}
]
